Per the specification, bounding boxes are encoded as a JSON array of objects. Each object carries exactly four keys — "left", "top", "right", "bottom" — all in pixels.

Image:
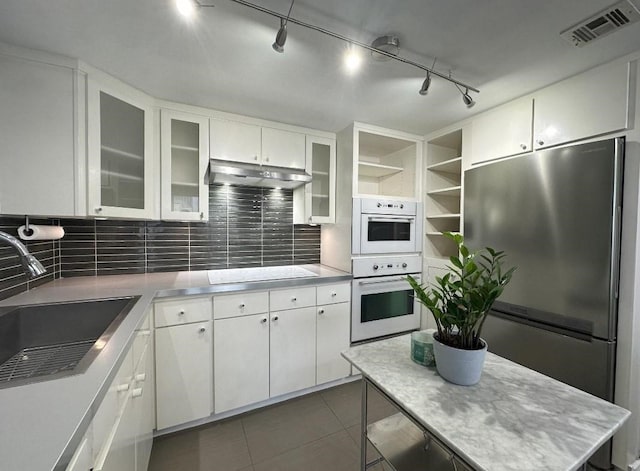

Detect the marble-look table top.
[{"left": 342, "top": 335, "right": 630, "bottom": 471}]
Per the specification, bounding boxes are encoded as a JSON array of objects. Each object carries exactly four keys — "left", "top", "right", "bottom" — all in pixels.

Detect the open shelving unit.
[{"left": 425, "top": 129, "right": 463, "bottom": 257}]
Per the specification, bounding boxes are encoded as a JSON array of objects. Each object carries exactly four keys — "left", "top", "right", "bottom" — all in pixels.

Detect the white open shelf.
[
  {"left": 358, "top": 161, "right": 403, "bottom": 178},
  {"left": 426, "top": 213, "right": 461, "bottom": 219},
  {"left": 427, "top": 186, "right": 461, "bottom": 197},
  {"left": 172, "top": 181, "right": 199, "bottom": 188},
  {"left": 426, "top": 156, "right": 462, "bottom": 174},
  {"left": 171, "top": 144, "right": 198, "bottom": 152},
  {"left": 101, "top": 145, "right": 143, "bottom": 161}
]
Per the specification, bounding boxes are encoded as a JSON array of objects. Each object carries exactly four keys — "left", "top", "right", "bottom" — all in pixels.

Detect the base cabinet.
[
  {"left": 316, "top": 302, "right": 351, "bottom": 384},
  {"left": 155, "top": 320, "right": 213, "bottom": 430},
  {"left": 214, "top": 313, "right": 270, "bottom": 413},
  {"left": 270, "top": 306, "right": 317, "bottom": 397}
]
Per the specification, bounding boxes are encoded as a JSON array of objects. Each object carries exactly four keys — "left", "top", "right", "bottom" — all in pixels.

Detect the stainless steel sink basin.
[{"left": 0, "top": 296, "right": 139, "bottom": 389}]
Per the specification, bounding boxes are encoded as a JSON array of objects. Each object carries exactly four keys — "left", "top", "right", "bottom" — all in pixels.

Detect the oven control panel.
[
  {"left": 356, "top": 197, "right": 417, "bottom": 216},
  {"left": 352, "top": 254, "right": 422, "bottom": 277}
]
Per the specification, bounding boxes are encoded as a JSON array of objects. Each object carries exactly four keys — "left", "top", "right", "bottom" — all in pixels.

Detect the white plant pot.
[{"left": 432, "top": 335, "right": 488, "bottom": 386}]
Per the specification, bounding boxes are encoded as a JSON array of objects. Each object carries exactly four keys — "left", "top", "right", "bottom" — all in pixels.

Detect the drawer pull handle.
[
  {"left": 272, "top": 315, "right": 279, "bottom": 322},
  {"left": 199, "top": 326, "right": 206, "bottom": 333},
  {"left": 537, "top": 139, "right": 544, "bottom": 146},
  {"left": 291, "top": 297, "right": 297, "bottom": 302},
  {"left": 318, "top": 309, "right": 325, "bottom": 315},
  {"left": 331, "top": 292, "right": 337, "bottom": 297},
  {"left": 135, "top": 373, "right": 146, "bottom": 382},
  {"left": 116, "top": 383, "right": 129, "bottom": 392},
  {"left": 179, "top": 310, "right": 185, "bottom": 316},
  {"left": 261, "top": 317, "right": 268, "bottom": 323},
  {"left": 239, "top": 303, "right": 246, "bottom": 309},
  {"left": 132, "top": 388, "right": 143, "bottom": 398}
]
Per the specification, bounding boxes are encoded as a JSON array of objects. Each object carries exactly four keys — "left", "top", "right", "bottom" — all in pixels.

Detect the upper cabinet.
[
  {"left": 160, "top": 109, "right": 209, "bottom": 221},
  {"left": 533, "top": 60, "right": 632, "bottom": 150},
  {"left": 210, "top": 119, "right": 306, "bottom": 170},
  {"left": 87, "top": 76, "right": 155, "bottom": 219},
  {"left": 294, "top": 135, "right": 336, "bottom": 224},
  {"left": 0, "top": 46, "right": 85, "bottom": 217},
  {"left": 471, "top": 98, "right": 533, "bottom": 165},
  {"left": 353, "top": 123, "right": 423, "bottom": 200},
  {"left": 470, "top": 59, "right": 634, "bottom": 166}
]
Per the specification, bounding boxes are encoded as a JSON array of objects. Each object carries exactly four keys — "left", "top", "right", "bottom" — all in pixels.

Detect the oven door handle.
[
  {"left": 367, "top": 216, "right": 415, "bottom": 223},
  {"left": 357, "top": 276, "right": 416, "bottom": 285}
]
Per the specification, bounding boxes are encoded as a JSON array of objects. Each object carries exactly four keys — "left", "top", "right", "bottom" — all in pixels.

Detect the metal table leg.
[{"left": 361, "top": 378, "right": 368, "bottom": 471}]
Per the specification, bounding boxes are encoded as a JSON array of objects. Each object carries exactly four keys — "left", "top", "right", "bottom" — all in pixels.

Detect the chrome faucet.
[{"left": 0, "top": 231, "right": 47, "bottom": 278}]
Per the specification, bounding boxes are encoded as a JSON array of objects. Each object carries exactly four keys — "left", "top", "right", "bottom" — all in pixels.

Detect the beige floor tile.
[
  {"left": 252, "top": 430, "right": 359, "bottom": 471},
  {"left": 242, "top": 393, "right": 344, "bottom": 464},
  {"left": 320, "top": 379, "right": 362, "bottom": 427},
  {"left": 149, "top": 419, "right": 252, "bottom": 471}
]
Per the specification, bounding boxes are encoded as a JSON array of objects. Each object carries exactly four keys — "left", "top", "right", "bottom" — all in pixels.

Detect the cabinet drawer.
[
  {"left": 317, "top": 282, "right": 350, "bottom": 305},
  {"left": 154, "top": 297, "right": 212, "bottom": 327},
  {"left": 213, "top": 291, "right": 269, "bottom": 319},
  {"left": 270, "top": 286, "right": 316, "bottom": 311}
]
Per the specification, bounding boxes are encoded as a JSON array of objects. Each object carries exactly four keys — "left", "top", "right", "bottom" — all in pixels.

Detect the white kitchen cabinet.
[
  {"left": 209, "top": 118, "right": 306, "bottom": 170},
  {"left": 0, "top": 48, "right": 85, "bottom": 217},
  {"left": 133, "top": 335, "right": 154, "bottom": 471},
  {"left": 155, "top": 320, "right": 213, "bottom": 430},
  {"left": 98, "top": 390, "right": 137, "bottom": 471},
  {"left": 270, "top": 306, "right": 317, "bottom": 397},
  {"left": 65, "top": 437, "right": 92, "bottom": 471},
  {"left": 261, "top": 127, "right": 306, "bottom": 169},
  {"left": 269, "top": 286, "right": 316, "bottom": 311},
  {"left": 154, "top": 296, "right": 212, "bottom": 327},
  {"left": 209, "top": 118, "right": 261, "bottom": 164},
  {"left": 294, "top": 135, "right": 336, "bottom": 224},
  {"left": 471, "top": 98, "right": 533, "bottom": 165},
  {"left": 160, "top": 109, "right": 209, "bottom": 221},
  {"left": 87, "top": 76, "right": 155, "bottom": 219},
  {"left": 316, "top": 301, "right": 351, "bottom": 384},
  {"left": 533, "top": 61, "right": 631, "bottom": 150},
  {"left": 214, "top": 313, "right": 270, "bottom": 413},
  {"left": 350, "top": 123, "right": 423, "bottom": 199}
]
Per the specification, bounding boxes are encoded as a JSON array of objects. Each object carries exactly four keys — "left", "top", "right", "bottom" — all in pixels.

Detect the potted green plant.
[{"left": 407, "top": 232, "right": 515, "bottom": 385}]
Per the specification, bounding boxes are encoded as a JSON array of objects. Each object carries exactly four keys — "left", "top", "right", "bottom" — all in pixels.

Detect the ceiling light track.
[{"left": 194, "top": 0, "right": 479, "bottom": 99}]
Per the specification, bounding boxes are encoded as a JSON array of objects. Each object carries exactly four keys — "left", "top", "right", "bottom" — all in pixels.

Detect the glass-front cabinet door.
[
  {"left": 160, "top": 110, "right": 209, "bottom": 221},
  {"left": 87, "top": 78, "right": 155, "bottom": 218},
  {"left": 305, "top": 135, "right": 336, "bottom": 224}
]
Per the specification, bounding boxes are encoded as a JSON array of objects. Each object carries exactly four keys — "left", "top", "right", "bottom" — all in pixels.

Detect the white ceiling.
[{"left": 1, "top": 0, "right": 640, "bottom": 135}]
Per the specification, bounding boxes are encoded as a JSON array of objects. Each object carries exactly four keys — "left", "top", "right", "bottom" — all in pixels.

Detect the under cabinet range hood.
[{"left": 208, "top": 159, "right": 311, "bottom": 189}]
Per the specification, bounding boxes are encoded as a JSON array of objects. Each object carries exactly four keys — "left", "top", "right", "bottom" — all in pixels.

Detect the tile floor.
[{"left": 148, "top": 379, "right": 398, "bottom": 471}]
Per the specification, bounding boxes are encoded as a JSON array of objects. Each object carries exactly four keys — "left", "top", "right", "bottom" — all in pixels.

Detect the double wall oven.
[{"left": 351, "top": 198, "right": 423, "bottom": 343}]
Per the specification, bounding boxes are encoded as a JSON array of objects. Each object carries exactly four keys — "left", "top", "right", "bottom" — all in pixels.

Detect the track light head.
[
  {"left": 272, "top": 19, "right": 288, "bottom": 53},
  {"left": 419, "top": 72, "right": 431, "bottom": 96},
  {"left": 462, "top": 88, "right": 475, "bottom": 107}
]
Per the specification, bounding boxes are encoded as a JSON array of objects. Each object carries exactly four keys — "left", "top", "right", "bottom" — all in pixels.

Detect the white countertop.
[
  {"left": 0, "top": 265, "right": 351, "bottom": 471},
  {"left": 343, "top": 335, "right": 630, "bottom": 471}
]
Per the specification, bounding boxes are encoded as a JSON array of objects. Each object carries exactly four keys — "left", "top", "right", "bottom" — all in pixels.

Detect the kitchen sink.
[{"left": 0, "top": 296, "right": 139, "bottom": 389}]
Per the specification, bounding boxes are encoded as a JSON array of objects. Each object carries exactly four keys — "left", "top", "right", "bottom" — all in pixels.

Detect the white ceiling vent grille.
[{"left": 560, "top": 0, "right": 640, "bottom": 47}]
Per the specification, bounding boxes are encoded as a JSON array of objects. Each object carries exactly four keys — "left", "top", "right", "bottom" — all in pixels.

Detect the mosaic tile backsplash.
[{"left": 0, "top": 184, "right": 320, "bottom": 301}]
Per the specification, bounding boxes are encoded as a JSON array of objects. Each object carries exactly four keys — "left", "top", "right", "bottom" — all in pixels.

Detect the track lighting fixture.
[
  {"left": 272, "top": 0, "right": 295, "bottom": 53},
  {"left": 189, "top": 0, "right": 480, "bottom": 106},
  {"left": 419, "top": 72, "right": 431, "bottom": 96}
]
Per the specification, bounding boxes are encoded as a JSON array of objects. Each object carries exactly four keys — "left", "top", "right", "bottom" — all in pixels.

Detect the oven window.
[
  {"left": 367, "top": 221, "right": 411, "bottom": 242},
  {"left": 361, "top": 289, "right": 414, "bottom": 322}
]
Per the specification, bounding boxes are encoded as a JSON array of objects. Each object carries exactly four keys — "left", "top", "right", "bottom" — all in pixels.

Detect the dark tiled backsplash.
[{"left": 0, "top": 184, "right": 320, "bottom": 301}]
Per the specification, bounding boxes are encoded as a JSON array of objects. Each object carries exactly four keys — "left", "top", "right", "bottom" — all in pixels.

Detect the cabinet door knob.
[
  {"left": 135, "top": 373, "right": 146, "bottom": 382},
  {"left": 200, "top": 212, "right": 204, "bottom": 219},
  {"left": 239, "top": 303, "right": 246, "bottom": 309},
  {"left": 331, "top": 292, "right": 337, "bottom": 297},
  {"left": 520, "top": 143, "right": 527, "bottom": 150},
  {"left": 179, "top": 310, "right": 185, "bottom": 316},
  {"left": 291, "top": 297, "right": 297, "bottom": 302},
  {"left": 132, "top": 388, "right": 143, "bottom": 398},
  {"left": 318, "top": 309, "right": 325, "bottom": 315},
  {"left": 261, "top": 317, "right": 268, "bottom": 323},
  {"left": 116, "top": 383, "right": 129, "bottom": 392},
  {"left": 95, "top": 207, "right": 102, "bottom": 213},
  {"left": 265, "top": 157, "right": 269, "bottom": 162},
  {"left": 537, "top": 139, "right": 544, "bottom": 146},
  {"left": 272, "top": 315, "right": 279, "bottom": 321},
  {"left": 199, "top": 326, "right": 206, "bottom": 333},
  {"left": 254, "top": 155, "right": 259, "bottom": 161}
]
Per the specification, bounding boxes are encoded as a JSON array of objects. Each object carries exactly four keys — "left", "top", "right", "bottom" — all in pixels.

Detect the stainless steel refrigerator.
[{"left": 464, "top": 137, "right": 624, "bottom": 470}]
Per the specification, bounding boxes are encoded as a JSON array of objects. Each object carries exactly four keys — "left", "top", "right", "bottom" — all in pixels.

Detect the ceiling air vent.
[{"left": 560, "top": 0, "right": 640, "bottom": 47}]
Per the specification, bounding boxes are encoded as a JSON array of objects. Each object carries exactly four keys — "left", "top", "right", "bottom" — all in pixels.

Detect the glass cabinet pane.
[
  {"left": 311, "top": 142, "right": 330, "bottom": 218},
  {"left": 170, "top": 119, "right": 200, "bottom": 213},
  {"left": 100, "top": 92, "right": 145, "bottom": 209}
]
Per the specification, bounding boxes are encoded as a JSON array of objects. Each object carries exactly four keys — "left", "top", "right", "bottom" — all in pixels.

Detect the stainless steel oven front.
[
  {"left": 351, "top": 255, "right": 421, "bottom": 343},
  {"left": 352, "top": 198, "right": 422, "bottom": 255}
]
